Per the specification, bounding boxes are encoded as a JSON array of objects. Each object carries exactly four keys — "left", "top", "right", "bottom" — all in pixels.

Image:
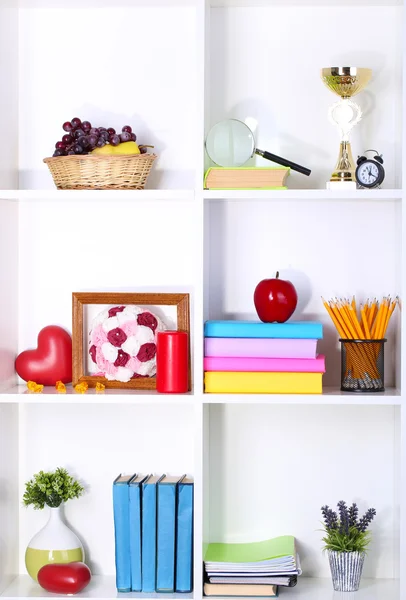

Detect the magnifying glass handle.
[{"left": 256, "top": 149, "right": 311, "bottom": 176}]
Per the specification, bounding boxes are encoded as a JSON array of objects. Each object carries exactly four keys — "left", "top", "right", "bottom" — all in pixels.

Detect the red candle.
[{"left": 156, "top": 331, "right": 189, "bottom": 393}]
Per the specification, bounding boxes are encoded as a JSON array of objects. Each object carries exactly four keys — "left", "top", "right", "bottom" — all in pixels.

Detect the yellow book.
[
  {"left": 204, "top": 583, "right": 277, "bottom": 596},
  {"left": 204, "top": 372, "right": 322, "bottom": 394}
]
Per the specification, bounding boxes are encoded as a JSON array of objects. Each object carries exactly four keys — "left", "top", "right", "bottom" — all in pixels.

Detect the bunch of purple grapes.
[{"left": 53, "top": 117, "right": 146, "bottom": 157}]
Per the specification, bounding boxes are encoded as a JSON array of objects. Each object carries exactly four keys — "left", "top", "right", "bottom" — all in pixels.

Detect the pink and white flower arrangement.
[{"left": 88, "top": 305, "right": 165, "bottom": 383}]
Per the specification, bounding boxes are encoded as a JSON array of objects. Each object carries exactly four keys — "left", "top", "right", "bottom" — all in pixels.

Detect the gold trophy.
[{"left": 321, "top": 67, "right": 372, "bottom": 188}]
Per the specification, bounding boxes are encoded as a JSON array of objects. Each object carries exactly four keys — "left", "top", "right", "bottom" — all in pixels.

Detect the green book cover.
[{"left": 204, "top": 536, "right": 295, "bottom": 563}]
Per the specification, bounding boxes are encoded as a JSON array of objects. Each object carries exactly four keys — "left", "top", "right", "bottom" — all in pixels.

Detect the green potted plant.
[
  {"left": 23, "top": 467, "right": 85, "bottom": 582},
  {"left": 321, "top": 500, "right": 376, "bottom": 592}
]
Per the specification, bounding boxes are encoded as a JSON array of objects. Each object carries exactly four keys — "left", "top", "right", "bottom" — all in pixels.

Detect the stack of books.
[
  {"left": 204, "top": 167, "right": 289, "bottom": 190},
  {"left": 203, "top": 536, "right": 302, "bottom": 598},
  {"left": 113, "top": 474, "right": 193, "bottom": 593},
  {"left": 204, "top": 321, "right": 325, "bottom": 394}
]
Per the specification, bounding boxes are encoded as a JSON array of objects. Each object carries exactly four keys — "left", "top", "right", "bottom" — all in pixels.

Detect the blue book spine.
[
  {"left": 204, "top": 320, "right": 323, "bottom": 340},
  {"left": 129, "top": 483, "right": 142, "bottom": 591},
  {"left": 142, "top": 482, "right": 158, "bottom": 592},
  {"left": 156, "top": 483, "right": 177, "bottom": 592},
  {"left": 113, "top": 481, "right": 131, "bottom": 592},
  {"left": 176, "top": 482, "right": 194, "bottom": 593}
]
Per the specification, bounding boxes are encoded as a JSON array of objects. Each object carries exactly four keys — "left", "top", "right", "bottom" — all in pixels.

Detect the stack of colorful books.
[
  {"left": 113, "top": 474, "right": 193, "bottom": 593},
  {"left": 203, "top": 536, "right": 302, "bottom": 598},
  {"left": 204, "top": 321, "right": 325, "bottom": 394}
]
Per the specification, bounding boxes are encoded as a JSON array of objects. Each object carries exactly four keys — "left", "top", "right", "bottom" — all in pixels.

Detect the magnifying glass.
[{"left": 205, "top": 119, "right": 311, "bottom": 176}]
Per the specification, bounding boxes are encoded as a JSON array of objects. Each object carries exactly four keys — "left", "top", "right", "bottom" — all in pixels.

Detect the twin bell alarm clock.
[{"left": 355, "top": 149, "right": 385, "bottom": 189}]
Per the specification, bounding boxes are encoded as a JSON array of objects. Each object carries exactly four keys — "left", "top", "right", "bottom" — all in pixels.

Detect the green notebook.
[
  {"left": 205, "top": 535, "right": 295, "bottom": 563},
  {"left": 204, "top": 167, "right": 290, "bottom": 190}
]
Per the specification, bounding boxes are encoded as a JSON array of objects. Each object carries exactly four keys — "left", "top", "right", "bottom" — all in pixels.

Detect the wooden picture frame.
[{"left": 72, "top": 292, "right": 190, "bottom": 390}]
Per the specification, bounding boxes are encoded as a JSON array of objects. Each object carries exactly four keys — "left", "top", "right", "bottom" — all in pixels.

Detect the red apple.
[{"left": 254, "top": 271, "right": 298, "bottom": 323}]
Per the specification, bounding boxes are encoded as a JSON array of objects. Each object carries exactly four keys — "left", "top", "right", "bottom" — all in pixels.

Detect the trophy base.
[
  {"left": 326, "top": 181, "right": 357, "bottom": 190},
  {"left": 330, "top": 141, "right": 356, "bottom": 183}
]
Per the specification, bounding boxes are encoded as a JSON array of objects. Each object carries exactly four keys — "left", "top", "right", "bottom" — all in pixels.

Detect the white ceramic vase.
[{"left": 25, "top": 505, "right": 84, "bottom": 581}]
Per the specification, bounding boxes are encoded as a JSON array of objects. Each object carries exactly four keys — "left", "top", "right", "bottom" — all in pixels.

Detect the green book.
[
  {"left": 204, "top": 167, "right": 290, "bottom": 190},
  {"left": 205, "top": 535, "right": 295, "bottom": 564}
]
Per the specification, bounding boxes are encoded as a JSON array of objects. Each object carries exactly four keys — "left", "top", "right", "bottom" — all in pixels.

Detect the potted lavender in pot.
[{"left": 321, "top": 500, "right": 376, "bottom": 592}]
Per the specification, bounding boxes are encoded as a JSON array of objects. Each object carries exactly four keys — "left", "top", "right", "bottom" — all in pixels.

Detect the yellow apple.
[
  {"left": 114, "top": 141, "right": 140, "bottom": 155},
  {"left": 91, "top": 141, "right": 140, "bottom": 156},
  {"left": 91, "top": 144, "right": 115, "bottom": 156}
]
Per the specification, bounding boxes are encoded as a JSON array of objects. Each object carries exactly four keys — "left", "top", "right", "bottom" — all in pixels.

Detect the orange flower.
[
  {"left": 55, "top": 381, "right": 66, "bottom": 393},
  {"left": 74, "top": 382, "right": 88, "bottom": 394},
  {"left": 27, "top": 381, "right": 44, "bottom": 393}
]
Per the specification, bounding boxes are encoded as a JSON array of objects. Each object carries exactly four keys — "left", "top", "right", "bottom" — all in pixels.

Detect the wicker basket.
[{"left": 43, "top": 153, "right": 157, "bottom": 190}]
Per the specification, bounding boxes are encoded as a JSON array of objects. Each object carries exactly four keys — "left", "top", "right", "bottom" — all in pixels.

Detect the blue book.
[
  {"left": 176, "top": 477, "right": 194, "bottom": 593},
  {"left": 156, "top": 475, "right": 186, "bottom": 592},
  {"left": 142, "top": 474, "right": 164, "bottom": 592},
  {"left": 204, "top": 320, "right": 323, "bottom": 340},
  {"left": 113, "top": 474, "right": 135, "bottom": 592},
  {"left": 129, "top": 474, "right": 148, "bottom": 592}
]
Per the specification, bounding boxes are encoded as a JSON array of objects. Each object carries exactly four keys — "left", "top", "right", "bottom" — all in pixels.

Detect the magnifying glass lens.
[{"left": 205, "top": 120, "right": 254, "bottom": 167}]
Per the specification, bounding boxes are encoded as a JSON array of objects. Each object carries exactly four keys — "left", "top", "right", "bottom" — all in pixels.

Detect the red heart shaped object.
[
  {"left": 38, "top": 562, "right": 91, "bottom": 594},
  {"left": 15, "top": 325, "right": 72, "bottom": 385}
]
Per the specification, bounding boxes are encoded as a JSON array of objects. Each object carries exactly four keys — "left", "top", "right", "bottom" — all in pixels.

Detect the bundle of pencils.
[{"left": 322, "top": 296, "right": 399, "bottom": 391}]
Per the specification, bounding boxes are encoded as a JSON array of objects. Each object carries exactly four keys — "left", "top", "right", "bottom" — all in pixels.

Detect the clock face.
[{"left": 357, "top": 160, "right": 380, "bottom": 186}]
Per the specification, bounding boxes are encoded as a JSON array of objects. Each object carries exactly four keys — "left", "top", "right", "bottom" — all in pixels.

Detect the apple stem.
[{"left": 276, "top": 271, "right": 279, "bottom": 279}]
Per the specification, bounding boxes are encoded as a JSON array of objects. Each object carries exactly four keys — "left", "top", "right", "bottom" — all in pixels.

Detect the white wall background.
[
  {"left": 19, "top": 7, "right": 197, "bottom": 189},
  {"left": 0, "top": 201, "right": 18, "bottom": 390},
  {"left": 209, "top": 6, "right": 402, "bottom": 189},
  {"left": 205, "top": 199, "right": 401, "bottom": 387},
  {"left": 18, "top": 200, "right": 197, "bottom": 356},
  {"left": 0, "top": 8, "right": 18, "bottom": 189},
  {"left": 0, "top": 405, "right": 19, "bottom": 593},
  {"left": 208, "top": 404, "right": 398, "bottom": 578},
  {"left": 18, "top": 403, "right": 195, "bottom": 574}
]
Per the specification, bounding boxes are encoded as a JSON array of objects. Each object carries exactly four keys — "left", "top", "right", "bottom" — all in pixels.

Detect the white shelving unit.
[
  {"left": 203, "top": 189, "right": 403, "bottom": 200},
  {"left": 0, "top": 190, "right": 194, "bottom": 202},
  {"left": 0, "top": 1, "right": 404, "bottom": 600}
]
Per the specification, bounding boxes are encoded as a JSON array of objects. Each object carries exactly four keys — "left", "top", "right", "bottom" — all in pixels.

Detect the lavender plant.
[{"left": 321, "top": 501, "right": 376, "bottom": 553}]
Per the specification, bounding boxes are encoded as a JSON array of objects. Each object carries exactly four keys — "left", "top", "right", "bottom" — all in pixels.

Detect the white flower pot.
[
  {"left": 328, "top": 550, "right": 365, "bottom": 592},
  {"left": 25, "top": 505, "right": 84, "bottom": 581}
]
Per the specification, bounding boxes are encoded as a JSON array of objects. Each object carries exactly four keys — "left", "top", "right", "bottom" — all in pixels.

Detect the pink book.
[
  {"left": 204, "top": 355, "right": 325, "bottom": 373},
  {"left": 204, "top": 338, "right": 318, "bottom": 359}
]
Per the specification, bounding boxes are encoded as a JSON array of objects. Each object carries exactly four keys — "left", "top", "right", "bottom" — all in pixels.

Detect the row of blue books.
[{"left": 113, "top": 473, "right": 194, "bottom": 593}]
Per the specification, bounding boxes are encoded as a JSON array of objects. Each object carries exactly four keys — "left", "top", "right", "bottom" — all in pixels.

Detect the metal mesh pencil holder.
[{"left": 340, "top": 339, "right": 386, "bottom": 392}]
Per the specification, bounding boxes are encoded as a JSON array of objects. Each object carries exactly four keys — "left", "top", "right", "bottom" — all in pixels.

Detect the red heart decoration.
[
  {"left": 38, "top": 562, "right": 91, "bottom": 594},
  {"left": 15, "top": 325, "right": 72, "bottom": 385}
]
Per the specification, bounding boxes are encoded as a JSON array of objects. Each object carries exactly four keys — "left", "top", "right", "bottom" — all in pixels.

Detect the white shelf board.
[
  {"left": 3, "top": 576, "right": 395, "bottom": 600},
  {"left": 203, "top": 189, "right": 403, "bottom": 201},
  {"left": 0, "top": 384, "right": 194, "bottom": 404},
  {"left": 208, "top": 577, "right": 399, "bottom": 599},
  {"left": 13, "top": 0, "right": 403, "bottom": 5},
  {"left": 0, "top": 190, "right": 194, "bottom": 202},
  {"left": 210, "top": 0, "right": 401, "bottom": 5},
  {"left": 0, "top": 575, "right": 193, "bottom": 600},
  {"left": 203, "top": 386, "right": 401, "bottom": 404},
  {"left": 17, "top": 0, "right": 194, "bottom": 6}
]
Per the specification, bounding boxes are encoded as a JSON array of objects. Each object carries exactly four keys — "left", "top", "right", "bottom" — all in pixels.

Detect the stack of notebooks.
[
  {"left": 204, "top": 320, "right": 325, "bottom": 394},
  {"left": 113, "top": 474, "right": 193, "bottom": 593},
  {"left": 204, "top": 536, "right": 302, "bottom": 598},
  {"left": 204, "top": 167, "right": 289, "bottom": 190}
]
